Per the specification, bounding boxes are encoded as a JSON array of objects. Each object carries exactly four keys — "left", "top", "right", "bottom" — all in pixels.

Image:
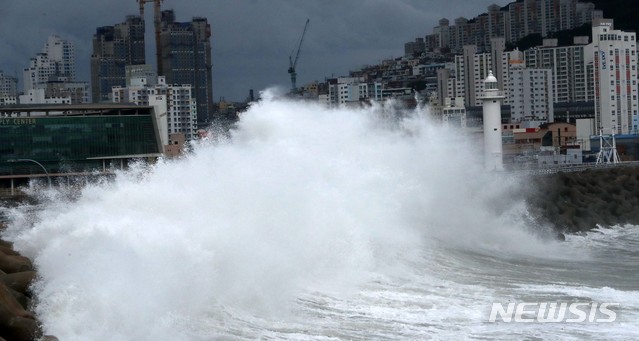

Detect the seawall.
[{"left": 525, "top": 166, "right": 639, "bottom": 234}]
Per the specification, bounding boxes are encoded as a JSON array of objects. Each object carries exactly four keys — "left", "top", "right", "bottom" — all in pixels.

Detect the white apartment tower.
[
  {"left": 23, "top": 53, "right": 54, "bottom": 92},
  {"left": 112, "top": 75, "right": 198, "bottom": 140},
  {"left": 326, "top": 77, "right": 371, "bottom": 107},
  {"left": 524, "top": 37, "right": 594, "bottom": 104},
  {"left": 559, "top": 0, "right": 577, "bottom": 31},
  {"left": 23, "top": 35, "right": 76, "bottom": 92},
  {"left": 22, "top": 35, "right": 88, "bottom": 104},
  {"left": 592, "top": 19, "right": 638, "bottom": 135},
  {"left": 501, "top": 48, "right": 526, "bottom": 105},
  {"left": 436, "top": 67, "right": 458, "bottom": 105},
  {"left": 490, "top": 38, "right": 506, "bottom": 90},
  {"left": 44, "top": 35, "right": 76, "bottom": 81},
  {"left": 456, "top": 45, "right": 492, "bottom": 107},
  {"left": 509, "top": 67, "right": 554, "bottom": 126},
  {"left": 433, "top": 18, "right": 451, "bottom": 50}
]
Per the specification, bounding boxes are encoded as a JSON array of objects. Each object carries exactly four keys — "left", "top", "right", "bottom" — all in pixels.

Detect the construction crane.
[
  {"left": 138, "top": 0, "right": 164, "bottom": 75},
  {"left": 288, "top": 18, "right": 310, "bottom": 92}
]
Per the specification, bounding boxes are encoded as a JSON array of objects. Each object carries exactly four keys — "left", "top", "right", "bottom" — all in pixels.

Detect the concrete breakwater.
[{"left": 526, "top": 166, "right": 639, "bottom": 234}]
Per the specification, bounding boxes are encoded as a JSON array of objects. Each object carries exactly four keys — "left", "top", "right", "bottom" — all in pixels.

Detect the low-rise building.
[{"left": 0, "top": 104, "right": 164, "bottom": 190}]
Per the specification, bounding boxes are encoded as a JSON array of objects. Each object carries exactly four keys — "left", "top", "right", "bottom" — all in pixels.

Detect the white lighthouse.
[{"left": 481, "top": 71, "right": 505, "bottom": 171}]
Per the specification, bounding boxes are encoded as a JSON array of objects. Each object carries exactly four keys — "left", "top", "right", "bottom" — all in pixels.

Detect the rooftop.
[{"left": 0, "top": 103, "right": 153, "bottom": 116}]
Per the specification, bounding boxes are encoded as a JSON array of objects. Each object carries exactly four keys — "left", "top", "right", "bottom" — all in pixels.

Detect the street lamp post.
[{"left": 7, "top": 158, "right": 52, "bottom": 189}]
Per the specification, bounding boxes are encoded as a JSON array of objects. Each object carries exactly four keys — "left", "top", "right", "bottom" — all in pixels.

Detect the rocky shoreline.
[
  {"left": 0, "top": 223, "right": 55, "bottom": 341},
  {"left": 526, "top": 166, "right": 639, "bottom": 234}
]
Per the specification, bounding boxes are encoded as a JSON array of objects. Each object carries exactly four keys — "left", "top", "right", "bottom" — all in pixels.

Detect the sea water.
[{"left": 2, "top": 93, "right": 638, "bottom": 340}]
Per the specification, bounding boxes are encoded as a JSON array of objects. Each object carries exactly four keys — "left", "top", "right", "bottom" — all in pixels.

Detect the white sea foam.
[{"left": 1, "top": 92, "right": 629, "bottom": 340}]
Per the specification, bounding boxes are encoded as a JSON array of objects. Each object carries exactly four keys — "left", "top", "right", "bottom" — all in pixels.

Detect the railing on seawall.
[{"left": 510, "top": 161, "right": 639, "bottom": 176}]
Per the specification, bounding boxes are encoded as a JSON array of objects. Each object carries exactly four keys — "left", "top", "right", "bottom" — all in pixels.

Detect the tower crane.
[
  {"left": 288, "top": 19, "right": 310, "bottom": 92},
  {"left": 138, "top": 0, "right": 164, "bottom": 75}
]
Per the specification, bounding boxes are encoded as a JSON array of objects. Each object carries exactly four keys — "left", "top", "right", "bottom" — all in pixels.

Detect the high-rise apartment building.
[
  {"left": 501, "top": 48, "right": 526, "bottom": 105},
  {"left": 21, "top": 35, "right": 89, "bottom": 105},
  {"left": 508, "top": 66, "right": 555, "bottom": 125},
  {"left": 91, "top": 15, "right": 146, "bottom": 103},
  {"left": 591, "top": 19, "right": 638, "bottom": 135},
  {"left": 436, "top": 67, "right": 454, "bottom": 105},
  {"left": 488, "top": 4, "right": 507, "bottom": 40},
  {"left": 23, "top": 53, "right": 54, "bottom": 93},
  {"left": 490, "top": 38, "right": 506, "bottom": 90},
  {"left": 433, "top": 18, "right": 451, "bottom": 50},
  {"left": 44, "top": 35, "right": 76, "bottom": 81},
  {"left": 524, "top": 37, "right": 594, "bottom": 104},
  {"left": 449, "top": 17, "right": 471, "bottom": 53},
  {"left": 575, "top": 2, "right": 603, "bottom": 27},
  {"left": 455, "top": 45, "right": 492, "bottom": 107},
  {"left": 112, "top": 72, "right": 198, "bottom": 140},
  {"left": 558, "top": 0, "right": 578, "bottom": 31},
  {"left": 0, "top": 71, "right": 17, "bottom": 98},
  {"left": 159, "top": 10, "right": 213, "bottom": 127},
  {"left": 23, "top": 35, "right": 76, "bottom": 92},
  {"left": 421, "top": 1, "right": 601, "bottom": 54}
]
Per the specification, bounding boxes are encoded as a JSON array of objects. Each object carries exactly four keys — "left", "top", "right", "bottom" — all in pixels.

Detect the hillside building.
[
  {"left": 591, "top": 19, "right": 638, "bottom": 135},
  {"left": 419, "top": 1, "right": 602, "bottom": 54}
]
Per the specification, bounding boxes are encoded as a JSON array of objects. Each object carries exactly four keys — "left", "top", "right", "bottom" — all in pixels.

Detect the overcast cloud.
[{"left": 0, "top": 0, "right": 506, "bottom": 102}]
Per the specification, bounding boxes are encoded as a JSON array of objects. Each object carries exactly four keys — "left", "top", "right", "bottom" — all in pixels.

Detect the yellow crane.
[{"left": 288, "top": 19, "right": 310, "bottom": 92}]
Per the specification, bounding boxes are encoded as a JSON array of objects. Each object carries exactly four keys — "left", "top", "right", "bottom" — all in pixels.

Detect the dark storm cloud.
[{"left": 0, "top": 0, "right": 506, "bottom": 101}]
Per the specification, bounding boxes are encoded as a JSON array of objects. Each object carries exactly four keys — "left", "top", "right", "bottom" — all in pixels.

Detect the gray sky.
[{"left": 0, "top": 0, "right": 507, "bottom": 102}]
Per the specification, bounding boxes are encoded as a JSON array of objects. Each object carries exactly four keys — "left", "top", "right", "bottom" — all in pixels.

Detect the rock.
[
  {"left": 0, "top": 246, "right": 19, "bottom": 257},
  {"left": 0, "top": 315, "right": 42, "bottom": 341},
  {"left": 0, "top": 235, "right": 50, "bottom": 340},
  {"left": 0, "top": 254, "right": 33, "bottom": 274},
  {"left": 7, "top": 288, "right": 29, "bottom": 311},
  {"left": 0, "top": 282, "right": 40, "bottom": 341},
  {"left": 0, "top": 282, "right": 33, "bottom": 320},
  {"left": 0, "top": 271, "right": 36, "bottom": 295}
]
